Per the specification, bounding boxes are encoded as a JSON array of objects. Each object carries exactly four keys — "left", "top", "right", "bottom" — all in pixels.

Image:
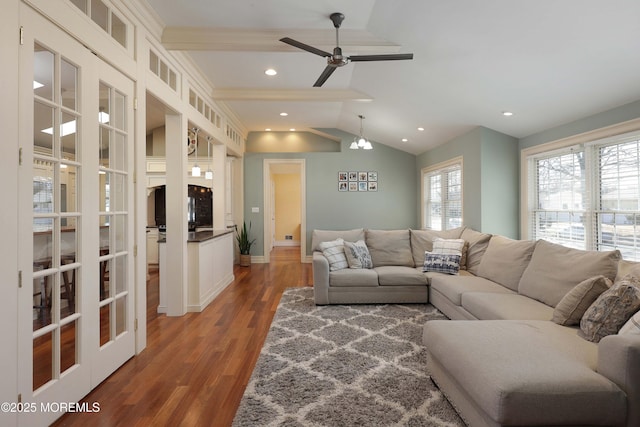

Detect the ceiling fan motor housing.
[{"left": 329, "top": 47, "right": 348, "bottom": 67}]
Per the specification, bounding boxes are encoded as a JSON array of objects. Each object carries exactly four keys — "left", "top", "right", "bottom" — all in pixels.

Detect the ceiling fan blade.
[
  {"left": 349, "top": 53, "right": 414, "bottom": 62},
  {"left": 313, "top": 65, "right": 337, "bottom": 87},
  {"left": 279, "top": 37, "right": 332, "bottom": 57}
]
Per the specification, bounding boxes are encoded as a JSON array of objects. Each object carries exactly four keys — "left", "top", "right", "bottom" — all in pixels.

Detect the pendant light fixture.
[
  {"left": 205, "top": 136, "right": 213, "bottom": 180},
  {"left": 350, "top": 115, "right": 373, "bottom": 150},
  {"left": 191, "top": 128, "right": 201, "bottom": 177}
]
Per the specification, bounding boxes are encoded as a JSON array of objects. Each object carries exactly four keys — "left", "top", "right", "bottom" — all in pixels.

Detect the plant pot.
[{"left": 239, "top": 254, "right": 251, "bottom": 267}]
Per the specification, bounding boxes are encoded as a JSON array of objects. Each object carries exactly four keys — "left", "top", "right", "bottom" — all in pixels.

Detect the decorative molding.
[
  {"left": 211, "top": 88, "right": 373, "bottom": 102},
  {"left": 161, "top": 27, "right": 402, "bottom": 52}
]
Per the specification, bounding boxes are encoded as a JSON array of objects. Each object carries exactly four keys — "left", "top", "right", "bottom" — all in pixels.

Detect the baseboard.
[{"left": 274, "top": 240, "right": 301, "bottom": 247}]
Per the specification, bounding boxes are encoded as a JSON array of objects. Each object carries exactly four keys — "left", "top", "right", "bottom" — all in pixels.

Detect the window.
[
  {"left": 422, "top": 158, "right": 463, "bottom": 230},
  {"left": 526, "top": 132, "right": 640, "bottom": 260}
]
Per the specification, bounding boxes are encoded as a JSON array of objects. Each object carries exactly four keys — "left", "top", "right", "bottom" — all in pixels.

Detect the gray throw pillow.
[
  {"left": 579, "top": 274, "right": 640, "bottom": 343},
  {"left": 552, "top": 275, "right": 612, "bottom": 326},
  {"left": 344, "top": 240, "right": 373, "bottom": 269}
]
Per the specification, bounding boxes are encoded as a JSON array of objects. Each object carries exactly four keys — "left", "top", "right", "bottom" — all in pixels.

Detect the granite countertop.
[{"left": 157, "top": 229, "right": 234, "bottom": 243}]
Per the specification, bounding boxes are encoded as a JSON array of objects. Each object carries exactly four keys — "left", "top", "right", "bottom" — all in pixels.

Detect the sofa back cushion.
[
  {"left": 518, "top": 239, "right": 621, "bottom": 308},
  {"left": 477, "top": 235, "right": 536, "bottom": 291},
  {"left": 616, "top": 259, "right": 640, "bottom": 282},
  {"left": 460, "top": 228, "right": 492, "bottom": 275},
  {"left": 311, "top": 228, "right": 364, "bottom": 252},
  {"left": 409, "top": 227, "right": 464, "bottom": 267},
  {"left": 366, "top": 229, "right": 414, "bottom": 267}
]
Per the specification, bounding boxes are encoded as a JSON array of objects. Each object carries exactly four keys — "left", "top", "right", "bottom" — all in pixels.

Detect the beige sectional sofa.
[{"left": 311, "top": 226, "right": 640, "bottom": 427}]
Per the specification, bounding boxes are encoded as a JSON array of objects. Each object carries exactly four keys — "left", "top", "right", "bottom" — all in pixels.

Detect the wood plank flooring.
[{"left": 52, "top": 247, "right": 312, "bottom": 427}]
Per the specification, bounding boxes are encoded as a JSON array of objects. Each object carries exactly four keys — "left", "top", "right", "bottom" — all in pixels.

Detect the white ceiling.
[{"left": 146, "top": 0, "right": 640, "bottom": 155}]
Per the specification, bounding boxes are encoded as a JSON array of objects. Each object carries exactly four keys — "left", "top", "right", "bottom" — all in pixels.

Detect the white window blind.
[
  {"left": 422, "top": 160, "right": 462, "bottom": 230},
  {"left": 528, "top": 134, "right": 640, "bottom": 260}
]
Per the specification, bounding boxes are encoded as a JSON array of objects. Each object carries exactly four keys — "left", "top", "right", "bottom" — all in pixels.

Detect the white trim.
[{"left": 520, "top": 118, "right": 640, "bottom": 238}]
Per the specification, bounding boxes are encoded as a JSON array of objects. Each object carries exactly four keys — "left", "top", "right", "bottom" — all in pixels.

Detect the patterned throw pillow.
[
  {"left": 423, "top": 252, "right": 461, "bottom": 275},
  {"left": 619, "top": 309, "right": 640, "bottom": 335},
  {"left": 344, "top": 240, "right": 373, "bottom": 269},
  {"left": 318, "top": 238, "right": 348, "bottom": 271},
  {"left": 579, "top": 274, "right": 640, "bottom": 343}
]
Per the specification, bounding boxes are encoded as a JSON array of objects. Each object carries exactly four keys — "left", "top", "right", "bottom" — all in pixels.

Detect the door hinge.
[
  {"left": 17, "top": 393, "right": 22, "bottom": 403},
  {"left": 18, "top": 270, "right": 22, "bottom": 288},
  {"left": 133, "top": 244, "right": 137, "bottom": 257},
  {"left": 19, "top": 26, "right": 24, "bottom": 45},
  {"left": 19, "top": 147, "right": 22, "bottom": 165},
  {"left": 133, "top": 170, "right": 136, "bottom": 184},
  {"left": 134, "top": 318, "right": 138, "bottom": 331},
  {"left": 134, "top": 98, "right": 138, "bottom": 110}
]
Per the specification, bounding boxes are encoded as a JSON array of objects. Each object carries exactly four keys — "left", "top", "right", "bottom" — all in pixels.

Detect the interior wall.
[
  {"left": 244, "top": 129, "right": 418, "bottom": 257},
  {"left": 274, "top": 173, "right": 301, "bottom": 244}
]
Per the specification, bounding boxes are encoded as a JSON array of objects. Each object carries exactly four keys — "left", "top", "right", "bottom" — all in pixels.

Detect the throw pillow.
[
  {"left": 579, "top": 274, "right": 640, "bottom": 343},
  {"left": 423, "top": 252, "right": 461, "bottom": 275},
  {"left": 552, "top": 275, "right": 612, "bottom": 326},
  {"left": 619, "top": 309, "right": 640, "bottom": 335},
  {"left": 318, "top": 238, "right": 348, "bottom": 271},
  {"left": 344, "top": 240, "right": 373, "bottom": 269},
  {"left": 432, "top": 238, "right": 465, "bottom": 255}
]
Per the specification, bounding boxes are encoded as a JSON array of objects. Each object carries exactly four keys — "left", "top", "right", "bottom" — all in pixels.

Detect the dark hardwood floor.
[{"left": 52, "top": 246, "right": 312, "bottom": 427}]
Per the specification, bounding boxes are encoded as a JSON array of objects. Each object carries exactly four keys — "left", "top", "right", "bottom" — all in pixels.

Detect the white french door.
[{"left": 18, "top": 6, "right": 135, "bottom": 426}]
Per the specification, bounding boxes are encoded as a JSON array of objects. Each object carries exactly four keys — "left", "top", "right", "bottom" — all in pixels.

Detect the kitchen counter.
[{"left": 157, "top": 228, "right": 234, "bottom": 243}]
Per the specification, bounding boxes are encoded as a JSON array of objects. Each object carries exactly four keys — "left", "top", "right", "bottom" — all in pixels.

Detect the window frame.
[
  {"left": 521, "top": 119, "right": 640, "bottom": 259},
  {"left": 420, "top": 156, "right": 463, "bottom": 230}
]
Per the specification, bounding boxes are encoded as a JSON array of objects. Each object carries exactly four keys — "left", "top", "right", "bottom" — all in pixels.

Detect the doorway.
[{"left": 263, "top": 159, "right": 306, "bottom": 263}]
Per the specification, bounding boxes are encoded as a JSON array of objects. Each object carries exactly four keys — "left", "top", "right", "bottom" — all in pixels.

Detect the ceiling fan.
[{"left": 280, "top": 12, "right": 414, "bottom": 87}]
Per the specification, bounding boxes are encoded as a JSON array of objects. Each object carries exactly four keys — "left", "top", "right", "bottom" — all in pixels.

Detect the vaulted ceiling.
[{"left": 146, "top": 0, "right": 640, "bottom": 154}]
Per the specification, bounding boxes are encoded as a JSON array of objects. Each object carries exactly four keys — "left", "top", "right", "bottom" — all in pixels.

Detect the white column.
[
  {"left": 212, "top": 144, "right": 226, "bottom": 230},
  {"left": 164, "top": 113, "right": 188, "bottom": 316}
]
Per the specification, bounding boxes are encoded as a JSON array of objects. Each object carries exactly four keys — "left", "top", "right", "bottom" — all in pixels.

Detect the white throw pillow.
[
  {"left": 318, "top": 238, "right": 348, "bottom": 271},
  {"left": 432, "top": 238, "right": 465, "bottom": 255},
  {"left": 619, "top": 309, "right": 640, "bottom": 335}
]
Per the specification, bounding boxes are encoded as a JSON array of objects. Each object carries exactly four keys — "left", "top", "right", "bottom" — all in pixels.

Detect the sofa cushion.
[
  {"left": 375, "top": 266, "right": 428, "bottom": 286},
  {"left": 343, "top": 240, "right": 373, "bottom": 269},
  {"left": 329, "top": 268, "right": 379, "bottom": 287},
  {"left": 580, "top": 274, "right": 640, "bottom": 343},
  {"left": 311, "top": 228, "right": 364, "bottom": 252},
  {"left": 518, "top": 239, "right": 621, "bottom": 308},
  {"left": 424, "top": 320, "right": 626, "bottom": 426},
  {"left": 552, "top": 275, "right": 612, "bottom": 326},
  {"left": 477, "top": 236, "right": 536, "bottom": 291},
  {"left": 619, "top": 309, "right": 640, "bottom": 335},
  {"left": 409, "top": 228, "right": 464, "bottom": 267},
  {"left": 318, "top": 238, "right": 348, "bottom": 271},
  {"left": 459, "top": 228, "right": 492, "bottom": 275},
  {"left": 462, "top": 292, "right": 554, "bottom": 320},
  {"left": 366, "top": 229, "right": 414, "bottom": 267},
  {"left": 430, "top": 275, "right": 514, "bottom": 306},
  {"left": 422, "top": 252, "right": 461, "bottom": 275}
]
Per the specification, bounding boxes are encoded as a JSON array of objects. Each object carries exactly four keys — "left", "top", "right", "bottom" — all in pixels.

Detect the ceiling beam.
[
  {"left": 161, "top": 27, "right": 402, "bottom": 53},
  {"left": 211, "top": 88, "right": 373, "bottom": 102}
]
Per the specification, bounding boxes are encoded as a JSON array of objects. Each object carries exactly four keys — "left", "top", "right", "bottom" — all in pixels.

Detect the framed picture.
[
  {"left": 338, "top": 181, "right": 348, "bottom": 191},
  {"left": 368, "top": 171, "right": 378, "bottom": 182},
  {"left": 358, "top": 171, "right": 368, "bottom": 181},
  {"left": 368, "top": 181, "right": 378, "bottom": 191},
  {"left": 349, "top": 182, "right": 358, "bottom": 191},
  {"left": 338, "top": 171, "right": 348, "bottom": 182},
  {"left": 348, "top": 171, "right": 358, "bottom": 181},
  {"left": 358, "top": 181, "right": 368, "bottom": 191}
]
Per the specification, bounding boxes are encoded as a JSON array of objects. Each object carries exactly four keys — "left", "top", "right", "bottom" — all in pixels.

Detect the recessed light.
[
  {"left": 265, "top": 68, "right": 277, "bottom": 76},
  {"left": 280, "top": 112, "right": 288, "bottom": 116},
  {"left": 289, "top": 128, "right": 296, "bottom": 132},
  {"left": 417, "top": 127, "right": 425, "bottom": 131},
  {"left": 402, "top": 138, "right": 409, "bottom": 142},
  {"left": 502, "top": 111, "right": 514, "bottom": 116},
  {"left": 265, "top": 128, "right": 271, "bottom": 131}
]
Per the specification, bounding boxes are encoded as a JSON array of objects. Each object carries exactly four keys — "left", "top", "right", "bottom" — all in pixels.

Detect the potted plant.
[{"left": 236, "top": 221, "right": 256, "bottom": 266}]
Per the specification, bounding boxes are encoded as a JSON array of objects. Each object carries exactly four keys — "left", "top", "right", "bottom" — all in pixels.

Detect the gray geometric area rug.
[{"left": 232, "top": 287, "right": 465, "bottom": 427}]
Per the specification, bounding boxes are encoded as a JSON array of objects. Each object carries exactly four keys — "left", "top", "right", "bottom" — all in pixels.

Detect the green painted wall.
[
  {"left": 415, "top": 127, "right": 519, "bottom": 237},
  {"left": 244, "top": 129, "right": 418, "bottom": 256}
]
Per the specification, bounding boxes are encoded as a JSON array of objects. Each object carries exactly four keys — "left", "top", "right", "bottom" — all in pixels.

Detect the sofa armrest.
[
  {"left": 598, "top": 334, "right": 640, "bottom": 427},
  {"left": 313, "top": 251, "right": 330, "bottom": 305}
]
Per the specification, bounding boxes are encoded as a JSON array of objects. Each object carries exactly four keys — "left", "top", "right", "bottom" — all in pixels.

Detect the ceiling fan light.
[
  {"left": 349, "top": 141, "right": 359, "bottom": 150},
  {"left": 363, "top": 141, "right": 373, "bottom": 150}
]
